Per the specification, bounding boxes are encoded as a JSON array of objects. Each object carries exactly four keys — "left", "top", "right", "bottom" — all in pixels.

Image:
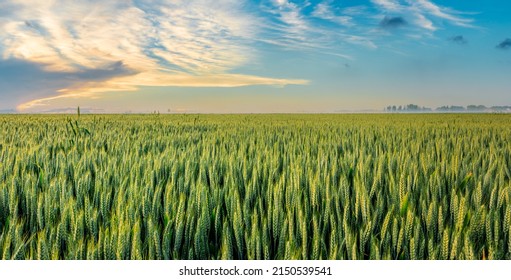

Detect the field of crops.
[{"left": 0, "top": 114, "right": 510, "bottom": 260}]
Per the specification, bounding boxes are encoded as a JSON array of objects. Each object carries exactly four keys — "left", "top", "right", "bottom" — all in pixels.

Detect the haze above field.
[{"left": 0, "top": 1, "right": 510, "bottom": 113}]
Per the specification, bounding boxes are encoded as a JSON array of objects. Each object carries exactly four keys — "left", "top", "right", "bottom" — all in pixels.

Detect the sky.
[{"left": 0, "top": 0, "right": 510, "bottom": 113}]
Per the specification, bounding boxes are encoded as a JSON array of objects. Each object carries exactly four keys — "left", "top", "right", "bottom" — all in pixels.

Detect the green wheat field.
[{"left": 0, "top": 114, "right": 510, "bottom": 260}]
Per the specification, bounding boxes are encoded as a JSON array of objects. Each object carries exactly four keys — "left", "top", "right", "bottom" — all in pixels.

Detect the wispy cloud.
[
  {"left": 371, "top": 0, "right": 475, "bottom": 31},
  {"left": 289, "top": 0, "right": 476, "bottom": 54},
  {"left": 411, "top": 0, "right": 475, "bottom": 28},
  {"left": 412, "top": 13, "right": 435, "bottom": 31},
  {"left": 262, "top": 0, "right": 313, "bottom": 47},
  {"left": 261, "top": 0, "right": 375, "bottom": 54},
  {"left": 372, "top": 0, "right": 404, "bottom": 12},
  {"left": 312, "top": 2, "right": 354, "bottom": 26},
  {"left": 2, "top": 2, "right": 154, "bottom": 72},
  {"left": 0, "top": 0, "right": 306, "bottom": 111},
  {"left": 18, "top": 71, "right": 308, "bottom": 111}
]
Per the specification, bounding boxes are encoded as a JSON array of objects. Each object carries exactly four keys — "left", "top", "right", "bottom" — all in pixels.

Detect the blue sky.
[{"left": 0, "top": 0, "right": 509, "bottom": 113}]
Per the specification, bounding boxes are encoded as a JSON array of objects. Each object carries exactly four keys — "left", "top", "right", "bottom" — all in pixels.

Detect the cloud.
[
  {"left": 1, "top": 1, "right": 154, "bottom": 72},
  {"left": 261, "top": 1, "right": 375, "bottom": 54},
  {"left": 17, "top": 72, "right": 309, "bottom": 111},
  {"left": 0, "top": 58, "right": 134, "bottom": 109},
  {"left": 343, "top": 6, "right": 368, "bottom": 16},
  {"left": 312, "top": 2, "right": 354, "bottom": 26},
  {"left": 372, "top": 0, "right": 404, "bottom": 12},
  {"left": 343, "top": 35, "right": 378, "bottom": 49},
  {"left": 496, "top": 39, "right": 511, "bottom": 50},
  {"left": 263, "top": 0, "right": 312, "bottom": 47},
  {"left": 371, "top": 0, "right": 475, "bottom": 31},
  {"left": 449, "top": 35, "right": 467, "bottom": 45},
  {"left": 412, "top": 13, "right": 435, "bottom": 31},
  {"left": 411, "top": 0, "right": 475, "bottom": 28},
  {"left": 380, "top": 16, "right": 407, "bottom": 29},
  {"left": 0, "top": 0, "right": 307, "bottom": 111}
]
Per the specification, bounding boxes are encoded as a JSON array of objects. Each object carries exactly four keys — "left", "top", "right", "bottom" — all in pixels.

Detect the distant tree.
[
  {"left": 490, "top": 106, "right": 511, "bottom": 112},
  {"left": 406, "top": 104, "right": 419, "bottom": 111},
  {"left": 467, "top": 105, "right": 487, "bottom": 111},
  {"left": 392, "top": 105, "right": 396, "bottom": 112},
  {"left": 435, "top": 106, "right": 465, "bottom": 112}
]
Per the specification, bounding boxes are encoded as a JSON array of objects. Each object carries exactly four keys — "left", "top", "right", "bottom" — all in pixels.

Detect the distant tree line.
[
  {"left": 384, "top": 104, "right": 511, "bottom": 112},
  {"left": 384, "top": 104, "right": 432, "bottom": 112}
]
